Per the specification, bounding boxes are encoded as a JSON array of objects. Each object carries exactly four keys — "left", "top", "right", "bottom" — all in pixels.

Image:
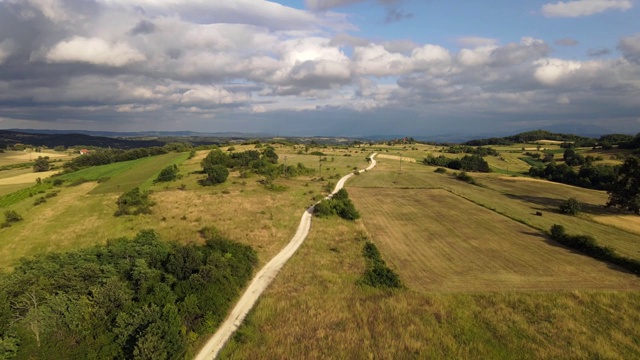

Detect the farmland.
[{"left": 1, "top": 139, "right": 639, "bottom": 359}]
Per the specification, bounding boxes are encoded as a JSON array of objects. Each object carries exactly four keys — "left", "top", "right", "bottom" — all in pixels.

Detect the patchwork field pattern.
[{"left": 349, "top": 187, "right": 640, "bottom": 292}]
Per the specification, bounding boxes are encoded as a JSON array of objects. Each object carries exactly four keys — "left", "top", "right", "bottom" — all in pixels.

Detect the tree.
[
  {"left": 202, "top": 165, "right": 228, "bottom": 186},
  {"left": 155, "top": 165, "right": 179, "bottom": 183},
  {"left": 607, "top": 156, "right": 640, "bottom": 214},
  {"left": 559, "top": 197, "right": 582, "bottom": 215},
  {"left": 33, "top": 157, "right": 50, "bottom": 172}
]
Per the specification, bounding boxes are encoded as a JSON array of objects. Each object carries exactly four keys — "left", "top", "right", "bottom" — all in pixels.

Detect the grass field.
[
  {"left": 221, "top": 203, "right": 640, "bottom": 359},
  {"left": 348, "top": 160, "right": 640, "bottom": 261},
  {"left": 349, "top": 188, "right": 639, "bottom": 291}
]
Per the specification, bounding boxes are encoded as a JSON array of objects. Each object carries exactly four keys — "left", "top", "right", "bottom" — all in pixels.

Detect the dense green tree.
[
  {"left": 155, "top": 164, "right": 179, "bottom": 183},
  {"left": 559, "top": 197, "right": 582, "bottom": 215},
  {"left": 607, "top": 156, "right": 640, "bottom": 214},
  {"left": 202, "top": 165, "right": 229, "bottom": 186},
  {"left": 33, "top": 156, "right": 50, "bottom": 172}
]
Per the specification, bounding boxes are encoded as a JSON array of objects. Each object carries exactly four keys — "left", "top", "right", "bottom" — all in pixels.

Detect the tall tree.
[{"left": 607, "top": 156, "right": 640, "bottom": 215}]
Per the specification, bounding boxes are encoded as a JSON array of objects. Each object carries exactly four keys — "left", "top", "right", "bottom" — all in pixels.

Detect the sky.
[{"left": 0, "top": 0, "right": 639, "bottom": 137}]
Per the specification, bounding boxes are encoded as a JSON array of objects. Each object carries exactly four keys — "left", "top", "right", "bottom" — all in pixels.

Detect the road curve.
[{"left": 194, "top": 153, "right": 377, "bottom": 360}]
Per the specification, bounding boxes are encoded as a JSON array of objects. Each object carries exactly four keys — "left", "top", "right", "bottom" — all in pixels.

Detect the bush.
[
  {"left": 3, "top": 210, "right": 23, "bottom": 224},
  {"left": 114, "top": 187, "right": 154, "bottom": 216},
  {"left": 202, "top": 165, "right": 229, "bottom": 186},
  {"left": 314, "top": 189, "right": 360, "bottom": 220},
  {"left": 434, "top": 167, "right": 447, "bottom": 174},
  {"left": 155, "top": 164, "right": 179, "bottom": 183},
  {"left": 456, "top": 171, "right": 476, "bottom": 184},
  {"left": 360, "top": 242, "right": 402, "bottom": 289},
  {"left": 559, "top": 197, "right": 582, "bottom": 215}
]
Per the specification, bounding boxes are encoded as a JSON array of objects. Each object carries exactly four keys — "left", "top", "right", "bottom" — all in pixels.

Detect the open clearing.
[
  {"left": 0, "top": 170, "right": 58, "bottom": 185},
  {"left": 349, "top": 160, "right": 640, "bottom": 261},
  {"left": 349, "top": 188, "right": 639, "bottom": 292}
]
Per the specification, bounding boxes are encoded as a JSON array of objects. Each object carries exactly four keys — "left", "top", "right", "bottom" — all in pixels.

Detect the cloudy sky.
[{"left": 0, "top": 0, "right": 639, "bottom": 136}]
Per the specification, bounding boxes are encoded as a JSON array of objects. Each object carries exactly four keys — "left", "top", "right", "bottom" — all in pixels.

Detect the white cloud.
[
  {"left": 46, "top": 36, "right": 145, "bottom": 67},
  {"left": 542, "top": 0, "right": 632, "bottom": 18}
]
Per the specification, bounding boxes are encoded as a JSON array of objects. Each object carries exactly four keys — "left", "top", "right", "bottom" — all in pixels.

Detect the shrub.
[
  {"left": 34, "top": 197, "right": 47, "bottom": 206},
  {"left": 360, "top": 242, "right": 402, "bottom": 289},
  {"left": 456, "top": 171, "right": 476, "bottom": 184},
  {"left": 155, "top": 164, "right": 180, "bottom": 183},
  {"left": 202, "top": 165, "right": 229, "bottom": 186},
  {"left": 434, "top": 167, "right": 447, "bottom": 174},
  {"left": 4, "top": 210, "right": 23, "bottom": 224},
  {"left": 559, "top": 197, "right": 582, "bottom": 215},
  {"left": 114, "top": 187, "right": 154, "bottom": 216}
]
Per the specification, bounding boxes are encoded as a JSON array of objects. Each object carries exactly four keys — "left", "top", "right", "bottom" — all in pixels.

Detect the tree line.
[
  {"left": 0, "top": 229, "right": 257, "bottom": 359},
  {"left": 423, "top": 154, "right": 490, "bottom": 172}
]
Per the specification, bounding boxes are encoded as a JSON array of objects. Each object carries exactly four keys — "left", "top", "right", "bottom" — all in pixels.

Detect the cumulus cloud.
[
  {"left": 306, "top": 0, "right": 402, "bottom": 10},
  {"left": 45, "top": 36, "right": 146, "bottom": 67},
  {"left": 542, "top": 0, "right": 633, "bottom": 18},
  {"left": 618, "top": 33, "right": 640, "bottom": 63},
  {"left": 0, "top": 0, "right": 639, "bottom": 135}
]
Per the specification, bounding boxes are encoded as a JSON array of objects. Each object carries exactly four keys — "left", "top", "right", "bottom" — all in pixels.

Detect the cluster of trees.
[
  {"left": 200, "top": 147, "right": 313, "bottom": 186},
  {"left": 360, "top": 242, "right": 402, "bottom": 289},
  {"left": 528, "top": 148, "right": 617, "bottom": 190},
  {"left": 464, "top": 130, "right": 593, "bottom": 146},
  {"left": 618, "top": 133, "right": 640, "bottom": 150},
  {"left": 606, "top": 156, "right": 640, "bottom": 214},
  {"left": 314, "top": 189, "right": 360, "bottom": 220},
  {"left": 64, "top": 147, "right": 170, "bottom": 170},
  {"left": 423, "top": 154, "right": 490, "bottom": 172},
  {"left": 0, "top": 229, "right": 257, "bottom": 359},
  {"left": 549, "top": 225, "right": 640, "bottom": 274},
  {"left": 444, "top": 145, "right": 499, "bottom": 156},
  {"left": 528, "top": 162, "right": 616, "bottom": 190}
]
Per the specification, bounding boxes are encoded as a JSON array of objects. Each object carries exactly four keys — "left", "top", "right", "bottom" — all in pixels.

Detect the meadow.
[
  {"left": 1, "top": 141, "right": 639, "bottom": 359},
  {"left": 220, "top": 144, "right": 640, "bottom": 359}
]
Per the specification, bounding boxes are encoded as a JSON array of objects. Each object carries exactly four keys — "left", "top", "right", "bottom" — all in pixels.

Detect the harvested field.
[
  {"left": 349, "top": 187, "right": 640, "bottom": 292},
  {"left": 375, "top": 154, "right": 417, "bottom": 162},
  {"left": 593, "top": 215, "right": 640, "bottom": 236},
  {"left": 0, "top": 170, "right": 58, "bottom": 185}
]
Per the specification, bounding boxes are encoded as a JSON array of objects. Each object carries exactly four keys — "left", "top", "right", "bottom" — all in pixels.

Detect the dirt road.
[{"left": 194, "top": 154, "right": 377, "bottom": 360}]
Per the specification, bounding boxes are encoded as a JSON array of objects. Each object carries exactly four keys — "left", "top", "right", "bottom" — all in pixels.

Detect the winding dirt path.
[{"left": 194, "top": 154, "right": 377, "bottom": 360}]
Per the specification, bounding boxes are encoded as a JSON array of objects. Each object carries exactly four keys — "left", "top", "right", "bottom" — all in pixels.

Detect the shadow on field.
[{"left": 504, "top": 193, "right": 618, "bottom": 216}]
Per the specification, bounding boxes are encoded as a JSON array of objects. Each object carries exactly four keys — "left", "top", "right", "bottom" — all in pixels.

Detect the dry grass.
[
  {"left": 0, "top": 150, "right": 70, "bottom": 166},
  {"left": 221, "top": 213, "right": 640, "bottom": 359},
  {"left": 349, "top": 160, "right": 640, "bottom": 261},
  {"left": 0, "top": 170, "right": 59, "bottom": 185},
  {"left": 375, "top": 154, "right": 417, "bottom": 163},
  {"left": 593, "top": 215, "right": 640, "bottom": 236},
  {"left": 349, "top": 188, "right": 639, "bottom": 292}
]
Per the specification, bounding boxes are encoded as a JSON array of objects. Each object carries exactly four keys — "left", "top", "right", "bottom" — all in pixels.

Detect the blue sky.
[{"left": 0, "top": 0, "right": 639, "bottom": 136}]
